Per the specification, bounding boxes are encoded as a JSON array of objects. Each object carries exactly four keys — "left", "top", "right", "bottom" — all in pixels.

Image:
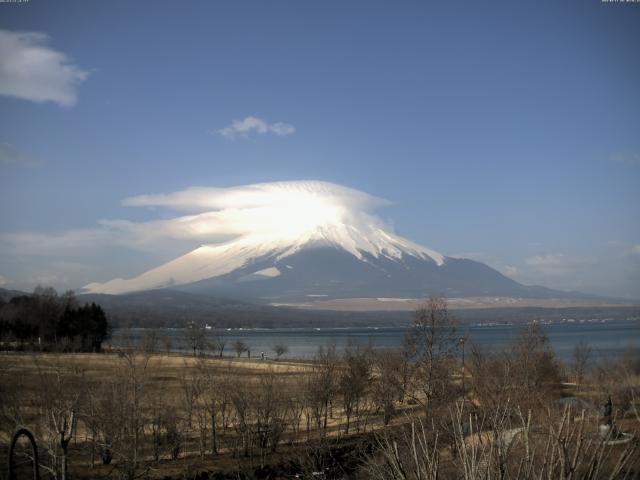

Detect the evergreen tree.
[{"left": 0, "top": 287, "right": 110, "bottom": 352}]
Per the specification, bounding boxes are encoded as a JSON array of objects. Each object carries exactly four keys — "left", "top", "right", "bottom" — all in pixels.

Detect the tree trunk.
[
  {"left": 60, "top": 442, "right": 69, "bottom": 480},
  {"left": 211, "top": 412, "right": 218, "bottom": 455},
  {"left": 89, "top": 431, "right": 95, "bottom": 468},
  {"left": 323, "top": 401, "right": 329, "bottom": 432}
]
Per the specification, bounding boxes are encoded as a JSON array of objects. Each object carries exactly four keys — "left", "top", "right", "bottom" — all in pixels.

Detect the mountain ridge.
[
  {"left": 82, "top": 220, "right": 447, "bottom": 296},
  {"left": 81, "top": 205, "right": 604, "bottom": 303}
]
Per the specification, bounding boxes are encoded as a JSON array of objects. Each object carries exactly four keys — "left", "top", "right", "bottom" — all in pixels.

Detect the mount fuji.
[{"left": 82, "top": 181, "right": 571, "bottom": 303}]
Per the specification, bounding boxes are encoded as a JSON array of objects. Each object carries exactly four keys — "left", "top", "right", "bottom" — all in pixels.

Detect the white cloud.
[
  {"left": 0, "top": 274, "right": 8, "bottom": 287},
  {"left": 631, "top": 245, "right": 640, "bottom": 255},
  {"left": 0, "top": 143, "right": 40, "bottom": 167},
  {"left": 120, "top": 181, "right": 389, "bottom": 242},
  {"left": 0, "top": 29, "right": 88, "bottom": 107},
  {"left": 1, "top": 180, "right": 389, "bottom": 261},
  {"left": 217, "top": 116, "right": 295, "bottom": 139},
  {"left": 123, "top": 181, "right": 385, "bottom": 213}
]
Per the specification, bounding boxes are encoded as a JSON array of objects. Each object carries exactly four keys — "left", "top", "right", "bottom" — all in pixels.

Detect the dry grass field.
[
  {"left": 0, "top": 350, "right": 423, "bottom": 479},
  {"left": 1, "top": 323, "right": 639, "bottom": 480}
]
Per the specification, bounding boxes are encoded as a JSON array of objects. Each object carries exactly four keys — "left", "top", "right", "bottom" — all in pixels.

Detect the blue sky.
[{"left": 1, "top": 0, "right": 639, "bottom": 297}]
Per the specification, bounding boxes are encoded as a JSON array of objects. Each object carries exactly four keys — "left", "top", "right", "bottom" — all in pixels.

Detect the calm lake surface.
[{"left": 111, "top": 319, "right": 640, "bottom": 362}]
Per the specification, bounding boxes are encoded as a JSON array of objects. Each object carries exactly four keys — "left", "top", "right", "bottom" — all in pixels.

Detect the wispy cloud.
[
  {"left": 0, "top": 29, "right": 88, "bottom": 107},
  {"left": 525, "top": 253, "right": 567, "bottom": 267},
  {"left": 217, "top": 116, "right": 295, "bottom": 139},
  {"left": 607, "top": 240, "right": 640, "bottom": 257},
  {"left": 0, "top": 274, "right": 8, "bottom": 287},
  {"left": 0, "top": 229, "right": 123, "bottom": 257},
  {"left": 0, "top": 143, "right": 40, "bottom": 167},
  {"left": 524, "top": 253, "right": 592, "bottom": 276},
  {"left": 450, "top": 251, "right": 484, "bottom": 260}
]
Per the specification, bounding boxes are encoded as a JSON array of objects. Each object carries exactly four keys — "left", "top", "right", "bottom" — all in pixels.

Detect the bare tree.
[
  {"left": 78, "top": 376, "right": 100, "bottom": 469},
  {"left": 229, "top": 380, "right": 252, "bottom": 458},
  {"left": 92, "top": 345, "right": 153, "bottom": 479},
  {"left": 305, "top": 344, "right": 339, "bottom": 435},
  {"left": 404, "top": 295, "right": 459, "bottom": 413},
  {"left": 365, "top": 417, "right": 439, "bottom": 480},
  {"left": 253, "top": 371, "right": 290, "bottom": 467},
  {"left": 371, "top": 349, "right": 405, "bottom": 426},
  {"left": 339, "top": 345, "right": 371, "bottom": 433},
  {"left": 179, "top": 362, "right": 203, "bottom": 428},
  {"left": 148, "top": 387, "right": 166, "bottom": 461},
  {"left": 148, "top": 386, "right": 182, "bottom": 463},
  {"left": 468, "top": 344, "right": 512, "bottom": 413},
  {"left": 594, "top": 346, "right": 640, "bottom": 428},
  {"left": 197, "top": 359, "right": 225, "bottom": 455},
  {"left": 273, "top": 343, "right": 289, "bottom": 360},
  {"left": 572, "top": 339, "right": 592, "bottom": 382},
  {"left": 185, "top": 321, "right": 208, "bottom": 356},
  {"left": 366, "top": 400, "right": 638, "bottom": 480},
  {"left": 233, "top": 340, "right": 249, "bottom": 358},
  {"left": 509, "top": 322, "right": 561, "bottom": 409},
  {"left": 35, "top": 357, "right": 81, "bottom": 480},
  {"left": 210, "top": 330, "right": 227, "bottom": 358}
]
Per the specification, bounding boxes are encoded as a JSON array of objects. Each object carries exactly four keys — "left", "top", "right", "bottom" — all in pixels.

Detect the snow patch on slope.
[{"left": 253, "top": 267, "right": 280, "bottom": 277}]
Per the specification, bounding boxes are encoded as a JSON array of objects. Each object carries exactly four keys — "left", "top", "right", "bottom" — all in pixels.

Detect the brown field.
[
  {"left": 0, "top": 350, "right": 420, "bottom": 479},
  {"left": 1, "top": 336, "right": 639, "bottom": 480}
]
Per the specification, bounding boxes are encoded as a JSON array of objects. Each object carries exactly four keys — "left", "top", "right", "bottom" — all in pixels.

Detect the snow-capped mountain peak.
[
  {"left": 83, "top": 220, "right": 445, "bottom": 295},
  {"left": 81, "top": 181, "right": 576, "bottom": 302}
]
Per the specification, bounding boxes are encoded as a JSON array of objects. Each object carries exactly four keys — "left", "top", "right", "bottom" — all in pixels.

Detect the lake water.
[{"left": 111, "top": 319, "right": 640, "bottom": 362}]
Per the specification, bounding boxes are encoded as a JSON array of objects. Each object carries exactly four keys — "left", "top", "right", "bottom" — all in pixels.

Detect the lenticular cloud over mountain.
[
  {"left": 84, "top": 181, "right": 449, "bottom": 295},
  {"left": 84, "top": 180, "right": 561, "bottom": 301},
  {"left": 90, "top": 181, "right": 396, "bottom": 249},
  {"left": 123, "top": 181, "right": 386, "bottom": 213},
  {"left": 121, "top": 180, "right": 391, "bottom": 237}
]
